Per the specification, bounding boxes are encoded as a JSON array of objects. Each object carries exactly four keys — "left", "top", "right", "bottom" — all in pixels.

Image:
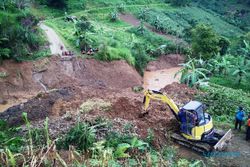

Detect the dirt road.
[{"left": 39, "top": 23, "right": 67, "bottom": 55}]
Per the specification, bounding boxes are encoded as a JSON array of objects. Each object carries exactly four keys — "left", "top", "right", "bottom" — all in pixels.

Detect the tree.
[
  {"left": 46, "top": 0, "right": 67, "bottom": 9},
  {"left": 241, "top": 40, "right": 250, "bottom": 58},
  {"left": 137, "top": 20, "right": 146, "bottom": 35},
  {"left": 153, "top": 16, "right": 165, "bottom": 33},
  {"left": 191, "top": 24, "right": 220, "bottom": 60}
]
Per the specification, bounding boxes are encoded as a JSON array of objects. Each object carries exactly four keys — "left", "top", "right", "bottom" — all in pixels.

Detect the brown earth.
[
  {"left": 1, "top": 54, "right": 249, "bottom": 166},
  {"left": 0, "top": 56, "right": 142, "bottom": 111},
  {"left": 0, "top": 82, "right": 193, "bottom": 148},
  {"left": 146, "top": 54, "right": 184, "bottom": 71}
]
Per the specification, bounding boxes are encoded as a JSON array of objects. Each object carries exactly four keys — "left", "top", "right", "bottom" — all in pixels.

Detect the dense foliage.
[
  {"left": 0, "top": 1, "right": 48, "bottom": 62},
  {"left": 191, "top": 24, "right": 220, "bottom": 59},
  {"left": 196, "top": 84, "right": 250, "bottom": 123}
]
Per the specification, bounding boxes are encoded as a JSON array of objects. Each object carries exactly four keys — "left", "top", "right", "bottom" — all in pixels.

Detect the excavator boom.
[{"left": 143, "top": 90, "right": 179, "bottom": 120}]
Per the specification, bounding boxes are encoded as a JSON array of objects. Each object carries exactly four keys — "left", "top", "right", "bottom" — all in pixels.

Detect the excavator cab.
[
  {"left": 180, "top": 101, "right": 206, "bottom": 126},
  {"left": 179, "top": 101, "right": 214, "bottom": 141}
]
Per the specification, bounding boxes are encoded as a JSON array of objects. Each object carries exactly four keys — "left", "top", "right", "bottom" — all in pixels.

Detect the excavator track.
[{"left": 171, "top": 133, "right": 212, "bottom": 153}]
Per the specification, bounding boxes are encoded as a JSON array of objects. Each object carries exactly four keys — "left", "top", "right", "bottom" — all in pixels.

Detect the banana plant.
[
  {"left": 175, "top": 58, "right": 209, "bottom": 87},
  {"left": 232, "top": 56, "right": 250, "bottom": 85}
]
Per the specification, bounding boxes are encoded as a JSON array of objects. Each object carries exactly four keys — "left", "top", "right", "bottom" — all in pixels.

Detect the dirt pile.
[
  {"left": 146, "top": 54, "right": 184, "bottom": 71},
  {"left": 0, "top": 88, "right": 75, "bottom": 126},
  {"left": 161, "top": 82, "right": 198, "bottom": 106},
  {"left": 0, "top": 56, "right": 142, "bottom": 111}
]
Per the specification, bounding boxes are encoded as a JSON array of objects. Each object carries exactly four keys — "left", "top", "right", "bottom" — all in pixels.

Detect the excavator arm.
[{"left": 143, "top": 90, "right": 180, "bottom": 120}]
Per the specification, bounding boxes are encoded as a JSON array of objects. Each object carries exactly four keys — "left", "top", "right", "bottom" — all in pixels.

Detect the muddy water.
[{"left": 143, "top": 67, "right": 181, "bottom": 91}]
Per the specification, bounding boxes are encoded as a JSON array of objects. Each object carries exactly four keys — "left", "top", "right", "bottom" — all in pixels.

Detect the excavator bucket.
[{"left": 213, "top": 129, "right": 232, "bottom": 151}]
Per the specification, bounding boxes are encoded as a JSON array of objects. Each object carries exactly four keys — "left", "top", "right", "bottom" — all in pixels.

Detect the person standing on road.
[
  {"left": 246, "top": 114, "right": 250, "bottom": 141},
  {"left": 235, "top": 106, "right": 245, "bottom": 131}
]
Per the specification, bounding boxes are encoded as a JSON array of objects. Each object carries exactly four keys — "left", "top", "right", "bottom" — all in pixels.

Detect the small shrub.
[
  {"left": 145, "top": 128, "right": 154, "bottom": 145},
  {"left": 0, "top": 120, "right": 24, "bottom": 152},
  {"left": 162, "top": 146, "right": 176, "bottom": 163},
  {"left": 132, "top": 43, "right": 151, "bottom": 75},
  {"left": 109, "top": 10, "right": 118, "bottom": 22},
  {"left": 30, "top": 128, "right": 46, "bottom": 146},
  {"left": 58, "top": 122, "right": 96, "bottom": 152},
  {"left": 0, "top": 72, "right": 8, "bottom": 78},
  {"left": 80, "top": 98, "right": 112, "bottom": 113},
  {"left": 132, "top": 86, "right": 144, "bottom": 93}
]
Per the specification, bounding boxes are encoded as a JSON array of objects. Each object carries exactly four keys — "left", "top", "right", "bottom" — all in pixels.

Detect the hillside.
[{"left": 0, "top": 0, "right": 250, "bottom": 166}]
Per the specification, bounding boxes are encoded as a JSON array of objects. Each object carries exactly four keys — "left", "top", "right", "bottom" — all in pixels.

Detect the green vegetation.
[
  {"left": 196, "top": 84, "right": 250, "bottom": 124},
  {"left": 175, "top": 58, "right": 209, "bottom": 87},
  {"left": 0, "top": 113, "right": 205, "bottom": 166},
  {"left": 1, "top": 0, "right": 250, "bottom": 166},
  {"left": 0, "top": 1, "right": 49, "bottom": 62},
  {"left": 191, "top": 24, "right": 220, "bottom": 59},
  {"left": 167, "top": 0, "right": 191, "bottom": 6}
]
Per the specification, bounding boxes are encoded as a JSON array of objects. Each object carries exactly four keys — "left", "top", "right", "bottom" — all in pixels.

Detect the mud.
[
  {"left": 146, "top": 54, "right": 184, "bottom": 71},
  {"left": 0, "top": 56, "right": 142, "bottom": 112},
  {"left": 143, "top": 67, "right": 181, "bottom": 90},
  {"left": 0, "top": 88, "right": 75, "bottom": 126}
]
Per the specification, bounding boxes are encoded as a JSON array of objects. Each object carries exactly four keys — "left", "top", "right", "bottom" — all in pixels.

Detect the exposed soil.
[
  {"left": 146, "top": 54, "right": 184, "bottom": 71},
  {"left": 0, "top": 83, "right": 191, "bottom": 148},
  {"left": 119, "top": 14, "right": 187, "bottom": 45},
  {"left": 0, "top": 56, "right": 142, "bottom": 112}
]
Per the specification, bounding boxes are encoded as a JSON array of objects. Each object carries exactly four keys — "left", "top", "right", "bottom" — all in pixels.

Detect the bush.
[
  {"left": 196, "top": 84, "right": 250, "bottom": 122},
  {"left": 95, "top": 44, "right": 135, "bottom": 65},
  {"left": 131, "top": 43, "right": 151, "bottom": 75},
  {"left": 0, "top": 10, "right": 44, "bottom": 61},
  {"left": 57, "top": 123, "right": 96, "bottom": 152},
  {"left": 167, "top": 0, "right": 191, "bottom": 6},
  {"left": 109, "top": 10, "right": 118, "bottom": 22},
  {"left": 0, "top": 120, "right": 24, "bottom": 152}
]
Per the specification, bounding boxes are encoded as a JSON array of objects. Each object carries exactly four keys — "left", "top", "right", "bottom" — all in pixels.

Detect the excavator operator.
[{"left": 178, "top": 109, "right": 198, "bottom": 135}]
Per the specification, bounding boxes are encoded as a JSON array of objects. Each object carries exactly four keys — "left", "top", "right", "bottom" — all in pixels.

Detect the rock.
[{"left": 0, "top": 99, "right": 7, "bottom": 105}]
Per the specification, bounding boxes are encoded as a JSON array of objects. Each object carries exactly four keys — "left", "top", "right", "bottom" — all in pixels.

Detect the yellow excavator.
[{"left": 143, "top": 90, "right": 232, "bottom": 153}]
